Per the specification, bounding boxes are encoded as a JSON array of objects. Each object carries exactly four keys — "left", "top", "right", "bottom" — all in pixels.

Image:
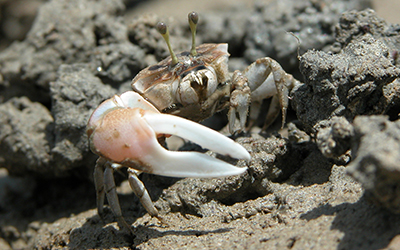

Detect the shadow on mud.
[{"left": 300, "top": 195, "right": 400, "bottom": 250}]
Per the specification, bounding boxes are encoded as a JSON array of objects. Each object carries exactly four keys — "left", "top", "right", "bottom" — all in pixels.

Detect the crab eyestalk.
[
  {"left": 188, "top": 11, "right": 199, "bottom": 57},
  {"left": 156, "top": 22, "right": 179, "bottom": 66}
]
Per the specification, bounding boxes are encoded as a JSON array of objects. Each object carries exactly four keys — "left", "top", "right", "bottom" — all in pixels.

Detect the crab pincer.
[{"left": 87, "top": 91, "right": 249, "bottom": 232}]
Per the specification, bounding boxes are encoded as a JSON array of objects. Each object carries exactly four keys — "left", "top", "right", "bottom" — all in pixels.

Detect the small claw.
[
  {"left": 228, "top": 71, "right": 251, "bottom": 134},
  {"left": 228, "top": 89, "right": 250, "bottom": 134}
]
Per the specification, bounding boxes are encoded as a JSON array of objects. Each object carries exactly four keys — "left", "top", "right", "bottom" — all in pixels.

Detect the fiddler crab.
[{"left": 87, "top": 12, "right": 300, "bottom": 233}]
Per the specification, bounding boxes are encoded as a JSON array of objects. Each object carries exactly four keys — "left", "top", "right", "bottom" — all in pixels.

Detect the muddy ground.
[{"left": 1, "top": 0, "right": 400, "bottom": 249}]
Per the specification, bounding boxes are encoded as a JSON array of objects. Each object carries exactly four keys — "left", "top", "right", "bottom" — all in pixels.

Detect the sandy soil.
[{"left": 1, "top": 0, "right": 400, "bottom": 250}]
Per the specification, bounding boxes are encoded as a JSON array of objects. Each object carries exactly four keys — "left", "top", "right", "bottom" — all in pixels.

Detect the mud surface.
[{"left": 1, "top": 0, "right": 400, "bottom": 249}]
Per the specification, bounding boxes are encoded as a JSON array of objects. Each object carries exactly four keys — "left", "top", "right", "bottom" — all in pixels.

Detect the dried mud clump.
[
  {"left": 156, "top": 135, "right": 314, "bottom": 217},
  {"left": 293, "top": 9, "right": 400, "bottom": 133},
  {"left": 292, "top": 9, "right": 400, "bottom": 159},
  {"left": 243, "top": 0, "right": 371, "bottom": 72},
  {"left": 314, "top": 116, "right": 353, "bottom": 161},
  {"left": 0, "top": 0, "right": 146, "bottom": 177},
  {"left": 0, "top": 97, "right": 53, "bottom": 176},
  {"left": 292, "top": 9, "right": 400, "bottom": 214},
  {"left": 347, "top": 116, "right": 400, "bottom": 213}
]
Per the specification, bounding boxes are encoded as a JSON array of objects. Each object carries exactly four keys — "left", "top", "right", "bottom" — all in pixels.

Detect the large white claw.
[
  {"left": 88, "top": 91, "right": 249, "bottom": 178},
  {"left": 143, "top": 112, "right": 249, "bottom": 177},
  {"left": 143, "top": 112, "right": 250, "bottom": 160},
  {"left": 142, "top": 143, "right": 248, "bottom": 178}
]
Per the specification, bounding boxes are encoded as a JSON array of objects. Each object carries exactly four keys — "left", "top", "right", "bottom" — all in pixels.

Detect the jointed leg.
[
  {"left": 127, "top": 169, "right": 165, "bottom": 223},
  {"left": 94, "top": 157, "right": 106, "bottom": 219},
  {"left": 103, "top": 163, "right": 134, "bottom": 234},
  {"left": 242, "top": 57, "right": 300, "bottom": 130},
  {"left": 262, "top": 94, "right": 281, "bottom": 130}
]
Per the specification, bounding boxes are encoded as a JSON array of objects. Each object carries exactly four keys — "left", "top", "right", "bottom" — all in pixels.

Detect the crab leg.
[
  {"left": 93, "top": 157, "right": 106, "bottom": 218},
  {"left": 94, "top": 159, "right": 161, "bottom": 232},
  {"left": 103, "top": 163, "right": 135, "bottom": 233},
  {"left": 127, "top": 169, "right": 161, "bottom": 219},
  {"left": 242, "top": 57, "right": 300, "bottom": 129},
  {"left": 261, "top": 94, "right": 281, "bottom": 130}
]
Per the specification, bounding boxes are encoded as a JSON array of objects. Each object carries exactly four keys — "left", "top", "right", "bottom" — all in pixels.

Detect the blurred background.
[{"left": 0, "top": 0, "right": 399, "bottom": 51}]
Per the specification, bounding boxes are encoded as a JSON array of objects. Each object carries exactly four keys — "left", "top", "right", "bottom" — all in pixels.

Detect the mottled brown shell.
[{"left": 131, "top": 43, "right": 230, "bottom": 120}]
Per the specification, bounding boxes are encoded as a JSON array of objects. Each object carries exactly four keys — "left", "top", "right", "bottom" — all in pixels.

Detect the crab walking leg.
[
  {"left": 103, "top": 163, "right": 134, "bottom": 233},
  {"left": 143, "top": 111, "right": 250, "bottom": 161},
  {"left": 242, "top": 57, "right": 301, "bottom": 129},
  {"left": 262, "top": 94, "right": 281, "bottom": 130},
  {"left": 93, "top": 157, "right": 106, "bottom": 219},
  {"left": 127, "top": 169, "right": 160, "bottom": 219}
]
